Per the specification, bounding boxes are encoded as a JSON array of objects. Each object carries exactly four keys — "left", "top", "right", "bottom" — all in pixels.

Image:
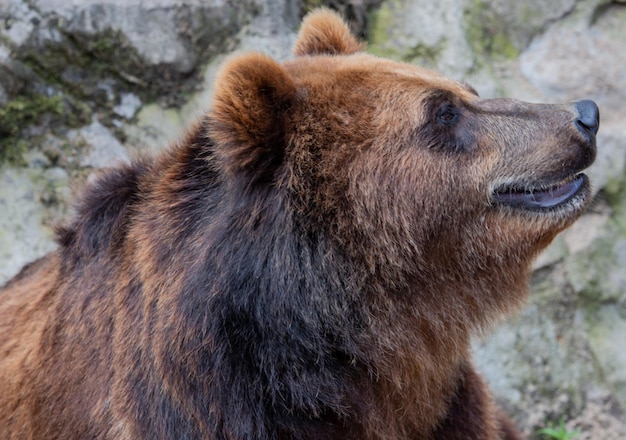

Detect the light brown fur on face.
[{"left": 0, "top": 8, "right": 597, "bottom": 440}]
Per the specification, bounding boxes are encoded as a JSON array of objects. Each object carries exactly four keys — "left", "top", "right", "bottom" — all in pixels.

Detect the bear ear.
[
  {"left": 210, "top": 52, "right": 296, "bottom": 178},
  {"left": 294, "top": 8, "right": 364, "bottom": 57}
]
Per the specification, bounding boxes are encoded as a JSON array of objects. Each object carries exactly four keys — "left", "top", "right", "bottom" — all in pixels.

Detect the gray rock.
[
  {"left": 0, "top": 167, "right": 62, "bottom": 284},
  {"left": 122, "top": 0, "right": 300, "bottom": 155},
  {"left": 585, "top": 305, "right": 626, "bottom": 410},
  {"left": 69, "top": 120, "right": 130, "bottom": 168},
  {"left": 0, "top": 0, "right": 262, "bottom": 107},
  {"left": 0, "top": 44, "right": 28, "bottom": 102},
  {"left": 520, "top": 1, "right": 626, "bottom": 111},
  {"left": 0, "top": 0, "right": 39, "bottom": 47},
  {"left": 113, "top": 93, "right": 142, "bottom": 119},
  {"left": 33, "top": 0, "right": 257, "bottom": 73},
  {"left": 565, "top": 390, "right": 626, "bottom": 440},
  {"left": 473, "top": 0, "right": 577, "bottom": 51},
  {"left": 587, "top": 123, "right": 626, "bottom": 197},
  {"left": 474, "top": 285, "right": 608, "bottom": 435},
  {"left": 368, "top": 0, "right": 475, "bottom": 78}
]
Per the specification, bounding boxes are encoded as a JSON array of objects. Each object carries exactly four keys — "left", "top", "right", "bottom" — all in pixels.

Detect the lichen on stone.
[
  {"left": 0, "top": 93, "right": 63, "bottom": 165},
  {"left": 367, "top": 0, "right": 446, "bottom": 68},
  {"left": 463, "top": 0, "right": 519, "bottom": 62}
]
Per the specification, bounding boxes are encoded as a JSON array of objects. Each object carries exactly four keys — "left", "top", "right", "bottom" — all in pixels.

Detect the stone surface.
[
  {"left": 70, "top": 120, "right": 130, "bottom": 168},
  {"left": 479, "top": 0, "right": 577, "bottom": 50},
  {"left": 368, "top": 0, "right": 474, "bottom": 77},
  {"left": 122, "top": 0, "right": 300, "bottom": 155},
  {"left": 113, "top": 93, "right": 141, "bottom": 119},
  {"left": 474, "top": 278, "right": 600, "bottom": 434},
  {"left": 520, "top": 1, "right": 626, "bottom": 110},
  {"left": 0, "top": 167, "right": 65, "bottom": 282},
  {"left": 27, "top": 0, "right": 256, "bottom": 73},
  {"left": 0, "top": 0, "right": 261, "bottom": 120}
]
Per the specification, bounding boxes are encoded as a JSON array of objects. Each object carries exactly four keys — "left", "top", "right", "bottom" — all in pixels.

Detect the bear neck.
[{"left": 126, "top": 138, "right": 532, "bottom": 438}]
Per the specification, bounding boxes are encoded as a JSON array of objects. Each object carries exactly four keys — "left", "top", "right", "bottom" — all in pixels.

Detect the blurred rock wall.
[{"left": 1, "top": 0, "right": 625, "bottom": 437}]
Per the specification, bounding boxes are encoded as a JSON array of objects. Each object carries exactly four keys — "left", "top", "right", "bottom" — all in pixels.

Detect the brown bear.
[{"left": 0, "top": 8, "right": 599, "bottom": 440}]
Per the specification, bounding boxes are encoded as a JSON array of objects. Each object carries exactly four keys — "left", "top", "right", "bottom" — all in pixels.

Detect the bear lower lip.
[{"left": 494, "top": 174, "right": 587, "bottom": 210}]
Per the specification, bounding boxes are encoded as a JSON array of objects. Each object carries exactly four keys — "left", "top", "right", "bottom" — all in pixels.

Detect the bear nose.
[{"left": 574, "top": 99, "right": 599, "bottom": 138}]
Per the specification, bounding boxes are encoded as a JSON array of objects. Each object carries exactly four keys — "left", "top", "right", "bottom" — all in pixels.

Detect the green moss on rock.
[
  {"left": 603, "top": 173, "right": 626, "bottom": 229},
  {"left": 367, "top": 0, "right": 395, "bottom": 48},
  {"left": 304, "top": 0, "right": 326, "bottom": 11},
  {"left": 0, "top": 94, "right": 63, "bottom": 136},
  {"left": 0, "top": 139, "right": 29, "bottom": 166},
  {"left": 402, "top": 42, "right": 445, "bottom": 66},
  {"left": 565, "top": 221, "right": 626, "bottom": 305},
  {"left": 20, "top": 30, "right": 141, "bottom": 98},
  {"left": 463, "top": 0, "right": 519, "bottom": 62},
  {"left": 367, "top": 0, "right": 445, "bottom": 68},
  {"left": 0, "top": 94, "right": 64, "bottom": 165}
]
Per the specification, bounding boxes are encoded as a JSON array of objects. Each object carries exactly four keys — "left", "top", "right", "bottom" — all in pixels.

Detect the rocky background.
[{"left": 1, "top": 0, "right": 625, "bottom": 438}]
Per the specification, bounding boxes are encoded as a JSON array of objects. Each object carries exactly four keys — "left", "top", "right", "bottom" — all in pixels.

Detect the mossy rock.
[
  {"left": 565, "top": 219, "right": 626, "bottom": 305},
  {"left": 367, "top": 0, "right": 447, "bottom": 68},
  {"left": 463, "top": 0, "right": 519, "bottom": 62},
  {"left": 18, "top": 29, "right": 167, "bottom": 105},
  {"left": 0, "top": 94, "right": 65, "bottom": 165},
  {"left": 0, "top": 94, "right": 63, "bottom": 136}
]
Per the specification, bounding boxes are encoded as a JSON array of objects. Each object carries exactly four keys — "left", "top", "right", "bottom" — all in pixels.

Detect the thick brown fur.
[{"left": 0, "top": 8, "right": 598, "bottom": 440}]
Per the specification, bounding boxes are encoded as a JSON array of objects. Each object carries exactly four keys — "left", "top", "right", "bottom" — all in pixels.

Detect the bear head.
[{"left": 209, "top": 9, "right": 598, "bottom": 327}]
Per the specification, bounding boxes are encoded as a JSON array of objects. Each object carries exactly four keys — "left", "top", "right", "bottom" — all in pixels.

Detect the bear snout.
[
  {"left": 569, "top": 99, "right": 599, "bottom": 173},
  {"left": 573, "top": 99, "right": 600, "bottom": 140}
]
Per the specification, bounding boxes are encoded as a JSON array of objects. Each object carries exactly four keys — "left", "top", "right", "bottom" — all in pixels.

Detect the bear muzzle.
[
  {"left": 491, "top": 99, "right": 599, "bottom": 212},
  {"left": 573, "top": 99, "right": 600, "bottom": 142}
]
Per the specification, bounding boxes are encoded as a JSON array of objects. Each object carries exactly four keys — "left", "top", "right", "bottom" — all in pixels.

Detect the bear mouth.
[{"left": 493, "top": 174, "right": 589, "bottom": 210}]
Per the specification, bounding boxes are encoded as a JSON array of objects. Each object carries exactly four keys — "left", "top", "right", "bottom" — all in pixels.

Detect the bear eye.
[{"left": 436, "top": 103, "right": 460, "bottom": 126}]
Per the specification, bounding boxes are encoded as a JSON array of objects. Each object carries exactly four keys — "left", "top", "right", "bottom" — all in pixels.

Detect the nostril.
[{"left": 574, "top": 99, "right": 600, "bottom": 136}]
